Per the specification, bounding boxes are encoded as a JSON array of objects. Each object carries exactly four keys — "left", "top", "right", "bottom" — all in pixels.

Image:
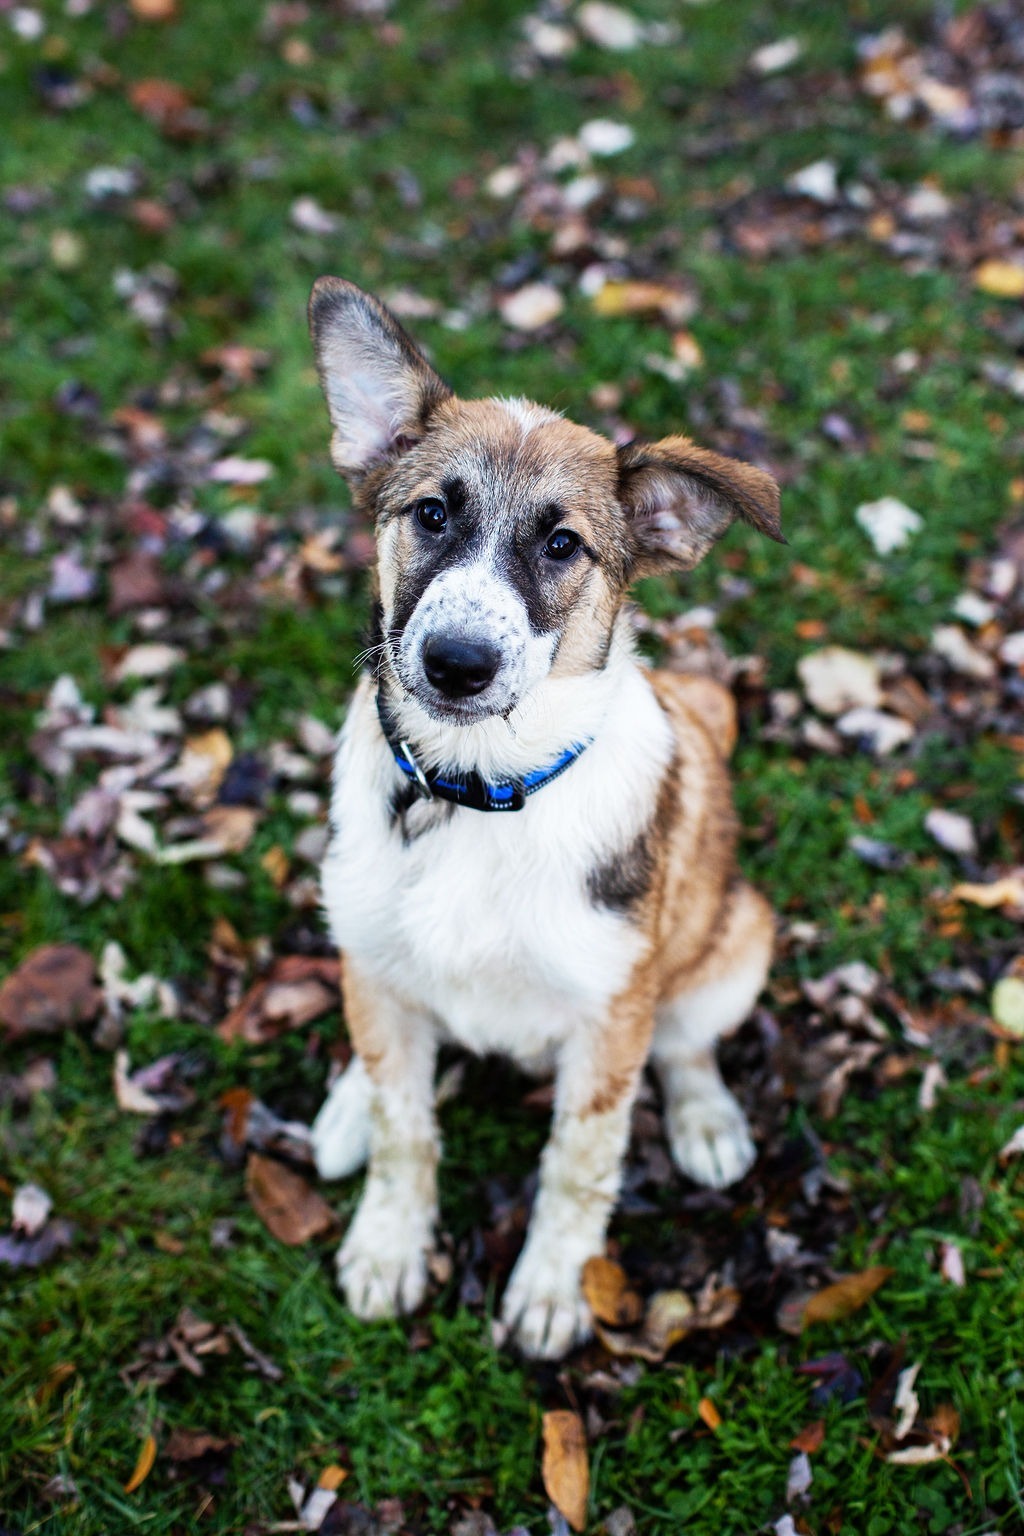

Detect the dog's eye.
[
  {"left": 415, "top": 498, "right": 448, "bottom": 533},
  {"left": 544, "top": 528, "right": 580, "bottom": 562}
]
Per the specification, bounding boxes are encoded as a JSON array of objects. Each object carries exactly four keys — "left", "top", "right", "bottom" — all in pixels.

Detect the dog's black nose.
[{"left": 423, "top": 635, "right": 500, "bottom": 698}]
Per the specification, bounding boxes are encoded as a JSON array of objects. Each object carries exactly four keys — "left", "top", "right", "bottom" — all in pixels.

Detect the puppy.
[{"left": 307, "top": 277, "right": 783, "bottom": 1359}]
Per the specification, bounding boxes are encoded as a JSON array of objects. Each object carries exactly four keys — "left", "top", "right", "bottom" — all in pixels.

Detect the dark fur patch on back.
[{"left": 587, "top": 826, "right": 656, "bottom": 914}]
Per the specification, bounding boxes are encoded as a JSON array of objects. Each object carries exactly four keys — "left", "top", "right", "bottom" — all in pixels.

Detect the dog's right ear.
[{"left": 308, "top": 277, "right": 452, "bottom": 478}]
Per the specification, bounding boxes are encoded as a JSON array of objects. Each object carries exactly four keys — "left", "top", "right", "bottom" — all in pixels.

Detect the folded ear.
[
  {"left": 308, "top": 277, "right": 452, "bottom": 478},
  {"left": 617, "top": 436, "right": 784, "bottom": 577}
]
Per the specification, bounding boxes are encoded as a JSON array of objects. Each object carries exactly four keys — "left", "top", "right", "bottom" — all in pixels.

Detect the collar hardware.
[{"left": 377, "top": 691, "right": 589, "bottom": 814}]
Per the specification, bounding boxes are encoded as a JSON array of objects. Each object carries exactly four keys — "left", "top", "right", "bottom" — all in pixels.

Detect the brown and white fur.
[{"left": 307, "top": 277, "right": 783, "bottom": 1359}]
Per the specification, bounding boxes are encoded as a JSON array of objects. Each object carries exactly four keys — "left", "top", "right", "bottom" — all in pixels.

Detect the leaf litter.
[{"left": 3, "top": 3, "right": 1024, "bottom": 1529}]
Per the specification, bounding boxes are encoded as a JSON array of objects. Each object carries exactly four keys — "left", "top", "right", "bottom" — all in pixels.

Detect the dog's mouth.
[{"left": 405, "top": 678, "right": 515, "bottom": 727}]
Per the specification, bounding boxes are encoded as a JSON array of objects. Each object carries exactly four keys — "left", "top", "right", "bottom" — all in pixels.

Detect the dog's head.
[{"left": 310, "top": 277, "right": 783, "bottom": 726}]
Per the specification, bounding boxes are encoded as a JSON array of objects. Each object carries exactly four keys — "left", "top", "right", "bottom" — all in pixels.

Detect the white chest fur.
[{"left": 320, "top": 655, "right": 672, "bottom": 1065}]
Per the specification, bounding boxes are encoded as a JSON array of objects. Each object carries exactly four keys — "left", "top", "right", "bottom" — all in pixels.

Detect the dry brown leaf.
[
  {"left": 541, "top": 1410, "right": 588, "bottom": 1532},
  {"left": 218, "top": 955, "right": 340, "bottom": 1044},
  {"left": 581, "top": 1256, "right": 643, "bottom": 1327},
  {"left": 245, "top": 1153, "right": 335, "bottom": 1246},
  {"left": 0, "top": 945, "right": 101, "bottom": 1039},
  {"left": 593, "top": 1287, "right": 694, "bottom": 1362},
  {"left": 790, "top": 1419, "right": 825, "bottom": 1454},
  {"left": 697, "top": 1397, "right": 721, "bottom": 1431},
  {"left": 802, "top": 1266, "right": 893, "bottom": 1327},
  {"left": 164, "top": 1427, "right": 234, "bottom": 1461},
  {"left": 928, "top": 1403, "right": 960, "bottom": 1445},
  {"left": 124, "top": 1434, "right": 157, "bottom": 1493}
]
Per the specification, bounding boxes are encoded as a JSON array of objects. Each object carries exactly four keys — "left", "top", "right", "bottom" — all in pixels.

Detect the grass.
[{"left": 2, "top": 0, "right": 1024, "bottom": 1530}]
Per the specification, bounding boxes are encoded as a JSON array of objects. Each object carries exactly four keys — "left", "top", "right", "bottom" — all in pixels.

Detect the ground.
[{"left": 2, "top": 0, "right": 1024, "bottom": 1532}]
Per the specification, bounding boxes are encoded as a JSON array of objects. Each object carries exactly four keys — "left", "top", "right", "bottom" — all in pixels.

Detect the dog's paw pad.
[
  {"left": 667, "top": 1094, "right": 756, "bottom": 1189},
  {"left": 337, "top": 1241, "right": 428, "bottom": 1320}
]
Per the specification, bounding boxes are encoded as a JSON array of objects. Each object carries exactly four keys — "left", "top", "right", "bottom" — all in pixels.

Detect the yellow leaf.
[
  {"left": 975, "top": 261, "right": 1024, "bottom": 299},
  {"left": 317, "top": 1464, "right": 348, "bottom": 1491},
  {"left": 697, "top": 1397, "right": 722, "bottom": 1431},
  {"left": 802, "top": 1265, "right": 893, "bottom": 1327},
  {"left": 581, "top": 1256, "right": 643, "bottom": 1327},
  {"left": 951, "top": 874, "right": 1024, "bottom": 909},
  {"left": 124, "top": 1434, "right": 157, "bottom": 1493},
  {"left": 541, "top": 1410, "right": 589, "bottom": 1532},
  {"left": 261, "top": 845, "right": 290, "bottom": 888}
]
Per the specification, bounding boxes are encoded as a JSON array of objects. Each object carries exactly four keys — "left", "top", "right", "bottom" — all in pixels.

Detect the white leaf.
[
  {"left": 855, "top": 496, "right": 923, "bottom": 554},
  {"left": 499, "top": 283, "right": 564, "bottom": 331},
  {"left": 797, "top": 647, "right": 882, "bottom": 715},
  {"left": 13, "top": 1183, "right": 52, "bottom": 1237},
  {"left": 924, "top": 808, "right": 977, "bottom": 857}
]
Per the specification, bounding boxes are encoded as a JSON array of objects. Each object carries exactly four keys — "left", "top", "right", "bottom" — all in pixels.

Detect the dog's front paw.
[
  {"left": 666, "top": 1089, "right": 755, "bottom": 1189},
  {"left": 337, "top": 1226, "right": 429, "bottom": 1320},
  {"left": 501, "top": 1247, "right": 592, "bottom": 1360},
  {"left": 336, "top": 1179, "right": 435, "bottom": 1320}
]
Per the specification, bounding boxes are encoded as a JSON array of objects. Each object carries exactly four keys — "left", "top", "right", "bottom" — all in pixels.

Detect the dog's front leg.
[
  {"left": 502, "top": 992, "right": 654, "bottom": 1359},
  {"left": 335, "top": 960, "right": 439, "bottom": 1320}
]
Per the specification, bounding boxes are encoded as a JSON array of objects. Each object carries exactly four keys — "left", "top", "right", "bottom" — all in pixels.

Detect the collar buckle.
[{"left": 398, "top": 739, "right": 434, "bottom": 801}]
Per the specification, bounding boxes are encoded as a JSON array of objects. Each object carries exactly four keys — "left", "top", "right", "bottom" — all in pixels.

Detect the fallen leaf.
[
  {"left": 893, "top": 1362, "right": 921, "bottom": 1440},
  {"left": 925, "top": 808, "right": 977, "bottom": 857},
  {"left": 790, "top": 1420, "right": 825, "bottom": 1454},
  {"left": 581, "top": 1256, "right": 643, "bottom": 1327},
  {"left": 499, "top": 283, "right": 564, "bottom": 331},
  {"left": 124, "top": 1434, "right": 158, "bottom": 1493},
  {"left": 112, "top": 643, "right": 185, "bottom": 682},
  {"left": 951, "top": 874, "right": 1024, "bottom": 910},
  {"left": 786, "top": 1450, "right": 813, "bottom": 1501},
  {"left": 164, "top": 1427, "right": 235, "bottom": 1461},
  {"left": 975, "top": 260, "right": 1024, "bottom": 299},
  {"left": 317, "top": 1465, "right": 349, "bottom": 1491},
  {"left": 998, "top": 1124, "right": 1024, "bottom": 1161},
  {"left": 993, "top": 976, "right": 1024, "bottom": 1037},
  {"left": 797, "top": 647, "right": 882, "bottom": 716},
  {"left": 218, "top": 955, "right": 340, "bottom": 1044},
  {"left": 939, "top": 1241, "right": 966, "bottom": 1288},
  {"left": 245, "top": 1153, "right": 335, "bottom": 1245},
  {"left": 130, "top": 0, "right": 177, "bottom": 19},
  {"left": 576, "top": 0, "right": 642, "bottom": 49},
  {"left": 697, "top": 1397, "right": 721, "bottom": 1431},
  {"left": 590, "top": 279, "right": 694, "bottom": 324},
  {"left": 541, "top": 1410, "right": 588, "bottom": 1532},
  {"left": 855, "top": 496, "right": 922, "bottom": 555},
  {"left": 12, "top": 1182, "right": 52, "bottom": 1237},
  {"left": 802, "top": 1266, "right": 893, "bottom": 1327},
  {"left": 0, "top": 945, "right": 101, "bottom": 1039}
]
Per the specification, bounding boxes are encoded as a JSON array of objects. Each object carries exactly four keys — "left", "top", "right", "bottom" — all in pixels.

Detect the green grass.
[{"left": 3, "top": 0, "right": 1024, "bottom": 1531}]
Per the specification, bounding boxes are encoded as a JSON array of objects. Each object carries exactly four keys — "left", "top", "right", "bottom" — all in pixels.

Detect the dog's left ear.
[
  {"left": 309, "top": 276, "right": 452, "bottom": 478},
  {"left": 617, "top": 436, "right": 784, "bottom": 576}
]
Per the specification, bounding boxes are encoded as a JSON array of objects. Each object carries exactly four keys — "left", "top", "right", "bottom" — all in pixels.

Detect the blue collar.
[{"left": 376, "top": 691, "right": 591, "bottom": 813}]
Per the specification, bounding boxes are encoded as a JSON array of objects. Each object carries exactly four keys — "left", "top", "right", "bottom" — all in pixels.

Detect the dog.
[{"left": 307, "top": 276, "right": 783, "bottom": 1359}]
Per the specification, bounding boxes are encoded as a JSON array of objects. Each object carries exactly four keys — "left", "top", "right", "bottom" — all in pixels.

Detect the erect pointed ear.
[
  {"left": 617, "top": 436, "right": 784, "bottom": 577},
  {"left": 308, "top": 277, "right": 452, "bottom": 478}
]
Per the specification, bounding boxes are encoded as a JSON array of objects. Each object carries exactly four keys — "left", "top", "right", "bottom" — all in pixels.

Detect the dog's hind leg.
[
  {"left": 651, "top": 881, "right": 772, "bottom": 1190},
  {"left": 311, "top": 1055, "right": 372, "bottom": 1180}
]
